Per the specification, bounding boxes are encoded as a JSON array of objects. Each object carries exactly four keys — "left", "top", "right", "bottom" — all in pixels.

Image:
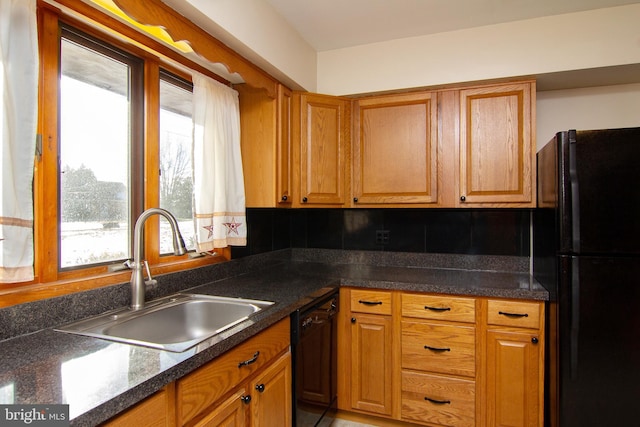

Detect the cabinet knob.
[
  {"left": 531, "top": 337, "right": 539, "bottom": 344},
  {"left": 460, "top": 195, "right": 466, "bottom": 202},
  {"left": 240, "top": 395, "right": 252, "bottom": 404},
  {"left": 255, "top": 383, "right": 265, "bottom": 393},
  {"left": 281, "top": 195, "right": 288, "bottom": 201},
  {"left": 302, "top": 197, "right": 308, "bottom": 203},
  {"left": 353, "top": 197, "right": 358, "bottom": 203},
  {"left": 351, "top": 317, "right": 356, "bottom": 323}
]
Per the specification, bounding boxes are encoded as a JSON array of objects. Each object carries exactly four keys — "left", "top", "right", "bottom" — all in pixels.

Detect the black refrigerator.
[{"left": 533, "top": 128, "right": 640, "bottom": 427}]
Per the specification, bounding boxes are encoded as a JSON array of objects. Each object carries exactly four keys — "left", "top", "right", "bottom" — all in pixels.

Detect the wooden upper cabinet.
[
  {"left": 353, "top": 92, "right": 438, "bottom": 206},
  {"left": 238, "top": 83, "right": 292, "bottom": 208},
  {"left": 458, "top": 82, "right": 536, "bottom": 207},
  {"left": 241, "top": 80, "right": 536, "bottom": 209},
  {"left": 238, "top": 84, "right": 277, "bottom": 208},
  {"left": 293, "top": 92, "right": 351, "bottom": 207}
]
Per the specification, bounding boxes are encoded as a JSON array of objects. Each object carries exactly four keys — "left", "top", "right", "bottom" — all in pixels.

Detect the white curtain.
[
  {"left": 0, "top": 0, "right": 38, "bottom": 283},
  {"left": 191, "top": 72, "right": 246, "bottom": 252}
]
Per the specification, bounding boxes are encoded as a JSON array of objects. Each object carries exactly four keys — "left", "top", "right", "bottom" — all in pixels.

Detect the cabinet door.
[
  {"left": 277, "top": 85, "right": 292, "bottom": 206},
  {"left": 193, "top": 389, "right": 248, "bottom": 427},
  {"left": 298, "top": 93, "right": 350, "bottom": 206},
  {"left": 350, "top": 313, "right": 393, "bottom": 416},
  {"left": 251, "top": 352, "right": 292, "bottom": 427},
  {"left": 353, "top": 92, "right": 438, "bottom": 206},
  {"left": 459, "top": 82, "right": 534, "bottom": 206},
  {"left": 486, "top": 329, "right": 542, "bottom": 427}
]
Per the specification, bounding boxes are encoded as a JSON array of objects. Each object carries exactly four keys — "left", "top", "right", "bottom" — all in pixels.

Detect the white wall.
[
  {"left": 317, "top": 4, "right": 640, "bottom": 96},
  {"left": 165, "top": 0, "right": 318, "bottom": 91},
  {"left": 536, "top": 83, "right": 640, "bottom": 150}
]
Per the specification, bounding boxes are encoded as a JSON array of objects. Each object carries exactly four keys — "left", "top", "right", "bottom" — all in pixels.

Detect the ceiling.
[{"left": 263, "top": 0, "right": 640, "bottom": 52}]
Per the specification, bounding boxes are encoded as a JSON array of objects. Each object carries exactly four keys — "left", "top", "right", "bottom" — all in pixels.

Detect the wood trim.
[
  {"left": 391, "top": 291, "right": 402, "bottom": 420},
  {"left": 337, "top": 287, "right": 352, "bottom": 411},
  {"left": 144, "top": 60, "right": 162, "bottom": 266},
  {"left": 476, "top": 298, "right": 488, "bottom": 427},
  {"left": 276, "top": 85, "right": 293, "bottom": 205},
  {"left": 112, "top": 0, "right": 278, "bottom": 97},
  {"left": 36, "top": 6, "right": 62, "bottom": 284},
  {"left": 0, "top": 255, "right": 227, "bottom": 308},
  {"left": 437, "top": 89, "right": 459, "bottom": 207}
]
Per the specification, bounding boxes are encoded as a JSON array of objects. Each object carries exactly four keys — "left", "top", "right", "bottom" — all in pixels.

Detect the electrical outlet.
[{"left": 375, "top": 230, "right": 390, "bottom": 245}]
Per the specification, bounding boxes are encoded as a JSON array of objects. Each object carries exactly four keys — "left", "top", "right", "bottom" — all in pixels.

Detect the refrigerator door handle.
[
  {"left": 568, "top": 130, "right": 581, "bottom": 253},
  {"left": 570, "top": 257, "right": 580, "bottom": 380}
]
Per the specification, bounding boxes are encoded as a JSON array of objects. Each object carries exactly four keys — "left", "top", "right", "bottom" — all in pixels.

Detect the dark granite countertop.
[{"left": 0, "top": 251, "right": 548, "bottom": 426}]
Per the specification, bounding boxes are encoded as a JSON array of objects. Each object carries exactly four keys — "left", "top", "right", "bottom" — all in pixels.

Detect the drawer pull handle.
[
  {"left": 424, "top": 345, "right": 451, "bottom": 352},
  {"left": 255, "top": 383, "right": 265, "bottom": 393},
  {"left": 359, "top": 300, "right": 383, "bottom": 306},
  {"left": 424, "top": 305, "right": 451, "bottom": 312},
  {"left": 499, "top": 311, "right": 529, "bottom": 318},
  {"left": 238, "top": 351, "right": 260, "bottom": 368},
  {"left": 240, "top": 395, "right": 252, "bottom": 404},
  {"left": 424, "top": 397, "right": 451, "bottom": 405}
]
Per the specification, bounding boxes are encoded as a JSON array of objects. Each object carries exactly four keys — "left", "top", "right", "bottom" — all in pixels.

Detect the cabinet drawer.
[
  {"left": 350, "top": 289, "right": 392, "bottom": 315},
  {"left": 487, "top": 300, "right": 541, "bottom": 329},
  {"left": 401, "top": 371, "right": 475, "bottom": 427},
  {"left": 402, "top": 321, "right": 475, "bottom": 377},
  {"left": 402, "top": 293, "right": 475, "bottom": 323},
  {"left": 177, "top": 319, "right": 289, "bottom": 425}
]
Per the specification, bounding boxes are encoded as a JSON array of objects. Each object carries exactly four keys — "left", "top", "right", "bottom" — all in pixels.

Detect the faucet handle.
[{"left": 143, "top": 260, "right": 157, "bottom": 286}]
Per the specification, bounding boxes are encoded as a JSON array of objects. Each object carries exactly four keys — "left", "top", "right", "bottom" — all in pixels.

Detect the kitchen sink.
[{"left": 55, "top": 294, "right": 274, "bottom": 352}]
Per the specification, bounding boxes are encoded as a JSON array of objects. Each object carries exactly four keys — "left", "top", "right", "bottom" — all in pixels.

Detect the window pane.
[
  {"left": 59, "top": 38, "right": 130, "bottom": 268},
  {"left": 159, "top": 76, "right": 194, "bottom": 254}
]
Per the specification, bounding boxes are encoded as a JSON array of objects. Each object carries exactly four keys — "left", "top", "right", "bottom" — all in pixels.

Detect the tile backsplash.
[{"left": 232, "top": 208, "right": 531, "bottom": 258}]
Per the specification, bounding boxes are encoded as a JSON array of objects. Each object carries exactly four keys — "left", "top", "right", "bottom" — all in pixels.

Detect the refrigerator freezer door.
[
  {"left": 561, "top": 128, "right": 640, "bottom": 255},
  {"left": 554, "top": 255, "right": 640, "bottom": 427}
]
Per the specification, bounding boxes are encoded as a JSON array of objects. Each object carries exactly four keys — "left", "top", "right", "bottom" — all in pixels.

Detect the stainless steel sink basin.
[{"left": 55, "top": 294, "right": 274, "bottom": 352}]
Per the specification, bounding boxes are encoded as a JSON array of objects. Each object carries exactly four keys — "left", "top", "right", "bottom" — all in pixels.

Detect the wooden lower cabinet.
[
  {"left": 103, "top": 319, "right": 290, "bottom": 427},
  {"left": 102, "top": 385, "right": 175, "bottom": 426},
  {"left": 339, "top": 289, "right": 545, "bottom": 427},
  {"left": 193, "top": 352, "right": 292, "bottom": 427},
  {"left": 176, "top": 319, "right": 290, "bottom": 426}
]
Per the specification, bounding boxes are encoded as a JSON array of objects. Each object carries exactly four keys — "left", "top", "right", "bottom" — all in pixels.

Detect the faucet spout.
[{"left": 130, "top": 208, "right": 187, "bottom": 310}]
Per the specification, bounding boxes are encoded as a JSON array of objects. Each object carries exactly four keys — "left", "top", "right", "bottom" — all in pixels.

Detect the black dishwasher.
[{"left": 290, "top": 288, "right": 339, "bottom": 427}]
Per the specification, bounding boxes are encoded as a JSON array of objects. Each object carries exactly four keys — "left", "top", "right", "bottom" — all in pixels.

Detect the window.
[
  {"left": 159, "top": 72, "right": 195, "bottom": 254},
  {"left": 58, "top": 27, "right": 143, "bottom": 269},
  {"left": 32, "top": 10, "right": 227, "bottom": 291}
]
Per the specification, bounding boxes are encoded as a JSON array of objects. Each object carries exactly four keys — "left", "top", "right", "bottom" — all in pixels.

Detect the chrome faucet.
[{"left": 129, "top": 208, "right": 187, "bottom": 310}]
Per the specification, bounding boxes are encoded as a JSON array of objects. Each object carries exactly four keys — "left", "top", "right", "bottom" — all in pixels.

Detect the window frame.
[
  {"left": 58, "top": 23, "right": 144, "bottom": 272},
  {"left": 2, "top": 2, "right": 230, "bottom": 306}
]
